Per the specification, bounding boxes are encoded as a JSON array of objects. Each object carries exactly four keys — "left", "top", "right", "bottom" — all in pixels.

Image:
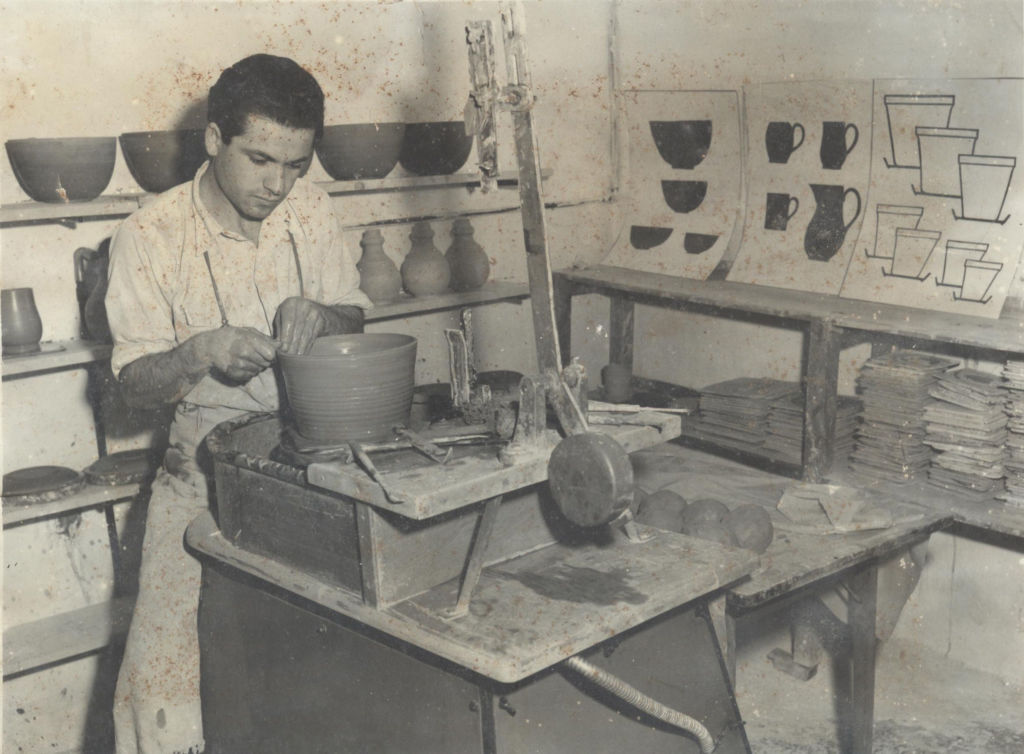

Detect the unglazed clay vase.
[
  {"left": 2, "top": 287, "right": 43, "bottom": 355},
  {"left": 357, "top": 228, "right": 402, "bottom": 304},
  {"left": 401, "top": 221, "right": 450, "bottom": 297},
  {"left": 445, "top": 218, "right": 489, "bottom": 291},
  {"left": 278, "top": 333, "right": 417, "bottom": 443}
]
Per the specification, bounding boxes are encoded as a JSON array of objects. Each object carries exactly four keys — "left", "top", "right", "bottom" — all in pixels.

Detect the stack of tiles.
[
  {"left": 924, "top": 368, "right": 1007, "bottom": 503},
  {"left": 1000, "top": 360, "right": 1024, "bottom": 508},
  {"left": 697, "top": 377, "right": 800, "bottom": 454},
  {"left": 764, "top": 392, "right": 862, "bottom": 465},
  {"left": 849, "top": 350, "right": 959, "bottom": 484}
]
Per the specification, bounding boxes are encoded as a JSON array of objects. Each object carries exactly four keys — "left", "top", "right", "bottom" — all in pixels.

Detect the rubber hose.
[{"left": 564, "top": 655, "right": 717, "bottom": 754}]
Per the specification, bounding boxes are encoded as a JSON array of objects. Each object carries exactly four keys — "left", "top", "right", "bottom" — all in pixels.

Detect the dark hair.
[{"left": 208, "top": 54, "right": 325, "bottom": 143}]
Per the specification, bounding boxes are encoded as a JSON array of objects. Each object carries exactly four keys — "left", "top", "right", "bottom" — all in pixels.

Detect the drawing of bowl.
[
  {"left": 916, "top": 127, "right": 978, "bottom": 197},
  {"left": 120, "top": 130, "right": 207, "bottom": 193},
  {"left": 649, "top": 120, "right": 711, "bottom": 169},
  {"left": 398, "top": 121, "right": 474, "bottom": 176},
  {"left": 630, "top": 225, "right": 673, "bottom": 249},
  {"left": 883, "top": 94, "right": 954, "bottom": 167},
  {"left": 279, "top": 333, "right": 417, "bottom": 443},
  {"left": 316, "top": 123, "right": 406, "bottom": 180},
  {"left": 684, "top": 232, "right": 719, "bottom": 255},
  {"left": 5, "top": 137, "right": 116, "bottom": 202},
  {"left": 661, "top": 180, "right": 708, "bottom": 214}
]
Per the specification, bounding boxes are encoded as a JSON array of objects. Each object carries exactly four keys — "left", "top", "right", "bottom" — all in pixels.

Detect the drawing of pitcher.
[{"left": 805, "top": 184, "right": 861, "bottom": 261}]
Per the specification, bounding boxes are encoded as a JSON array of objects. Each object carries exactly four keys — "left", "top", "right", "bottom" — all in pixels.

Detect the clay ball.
[
  {"left": 635, "top": 488, "right": 688, "bottom": 531},
  {"left": 680, "top": 498, "right": 730, "bottom": 531},
  {"left": 685, "top": 520, "right": 739, "bottom": 548},
  {"left": 725, "top": 504, "right": 774, "bottom": 554}
]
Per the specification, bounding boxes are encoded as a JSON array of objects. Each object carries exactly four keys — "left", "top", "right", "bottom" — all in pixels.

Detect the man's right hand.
[{"left": 193, "top": 326, "right": 278, "bottom": 383}]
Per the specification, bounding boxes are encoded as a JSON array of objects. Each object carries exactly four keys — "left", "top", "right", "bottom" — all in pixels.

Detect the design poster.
[
  {"left": 840, "top": 78, "right": 1024, "bottom": 317},
  {"left": 602, "top": 90, "right": 743, "bottom": 279},
  {"left": 727, "top": 80, "right": 873, "bottom": 293}
]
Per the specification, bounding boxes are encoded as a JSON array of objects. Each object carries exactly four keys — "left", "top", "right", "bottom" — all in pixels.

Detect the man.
[{"left": 105, "top": 54, "right": 371, "bottom": 754}]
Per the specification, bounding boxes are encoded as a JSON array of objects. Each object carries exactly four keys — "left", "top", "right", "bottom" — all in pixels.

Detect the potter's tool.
[
  {"left": 349, "top": 442, "right": 410, "bottom": 505},
  {"left": 395, "top": 427, "right": 453, "bottom": 464}
]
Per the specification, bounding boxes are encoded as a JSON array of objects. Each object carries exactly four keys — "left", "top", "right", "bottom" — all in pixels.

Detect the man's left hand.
[{"left": 274, "top": 297, "right": 334, "bottom": 355}]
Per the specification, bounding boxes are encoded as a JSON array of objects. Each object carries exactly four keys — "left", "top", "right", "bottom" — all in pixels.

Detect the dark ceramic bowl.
[
  {"left": 649, "top": 120, "right": 712, "bottom": 169},
  {"left": 661, "top": 180, "right": 708, "bottom": 214},
  {"left": 279, "top": 333, "right": 418, "bottom": 444},
  {"left": 5, "top": 137, "right": 116, "bottom": 202},
  {"left": 630, "top": 225, "right": 673, "bottom": 250},
  {"left": 119, "top": 130, "right": 207, "bottom": 193},
  {"left": 316, "top": 123, "right": 406, "bottom": 180},
  {"left": 398, "top": 121, "right": 474, "bottom": 176}
]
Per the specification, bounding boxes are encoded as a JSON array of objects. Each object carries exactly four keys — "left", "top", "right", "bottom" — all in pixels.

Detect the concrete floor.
[{"left": 732, "top": 609, "right": 1024, "bottom": 753}]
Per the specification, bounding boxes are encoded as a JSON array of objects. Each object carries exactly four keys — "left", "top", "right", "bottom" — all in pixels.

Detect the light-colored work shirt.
[{"left": 106, "top": 161, "right": 372, "bottom": 414}]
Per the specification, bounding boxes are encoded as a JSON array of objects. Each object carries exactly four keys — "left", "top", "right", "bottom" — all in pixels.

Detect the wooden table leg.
[
  {"left": 844, "top": 564, "right": 879, "bottom": 754},
  {"left": 609, "top": 297, "right": 635, "bottom": 372},
  {"left": 709, "top": 596, "right": 736, "bottom": 686},
  {"left": 445, "top": 495, "right": 503, "bottom": 619},
  {"left": 803, "top": 318, "right": 839, "bottom": 483}
]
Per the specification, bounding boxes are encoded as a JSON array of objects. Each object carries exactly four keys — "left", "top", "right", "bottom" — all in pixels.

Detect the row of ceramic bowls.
[{"left": 4, "top": 121, "right": 475, "bottom": 203}]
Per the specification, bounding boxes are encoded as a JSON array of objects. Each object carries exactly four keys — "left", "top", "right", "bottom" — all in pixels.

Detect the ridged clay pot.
[
  {"left": 445, "top": 218, "right": 490, "bottom": 292},
  {"left": 278, "top": 333, "right": 417, "bottom": 444},
  {"left": 357, "top": 228, "right": 402, "bottom": 304},
  {"left": 401, "top": 222, "right": 450, "bottom": 297}
]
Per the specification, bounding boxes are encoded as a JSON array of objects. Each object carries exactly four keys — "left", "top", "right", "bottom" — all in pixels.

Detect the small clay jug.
[
  {"left": 445, "top": 218, "right": 490, "bottom": 291},
  {"left": 2, "top": 287, "right": 43, "bottom": 355},
  {"left": 401, "top": 222, "right": 450, "bottom": 297},
  {"left": 357, "top": 228, "right": 402, "bottom": 303}
]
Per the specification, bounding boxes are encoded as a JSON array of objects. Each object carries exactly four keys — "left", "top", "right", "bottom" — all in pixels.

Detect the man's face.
[{"left": 205, "top": 114, "right": 316, "bottom": 221}]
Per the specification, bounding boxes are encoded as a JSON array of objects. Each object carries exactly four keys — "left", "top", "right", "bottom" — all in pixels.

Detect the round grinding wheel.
[{"left": 547, "top": 433, "right": 634, "bottom": 527}]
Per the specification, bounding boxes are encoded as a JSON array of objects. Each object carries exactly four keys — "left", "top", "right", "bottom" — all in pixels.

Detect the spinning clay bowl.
[
  {"left": 119, "top": 130, "right": 208, "bottom": 193},
  {"left": 278, "top": 333, "right": 417, "bottom": 444},
  {"left": 398, "top": 121, "right": 474, "bottom": 176},
  {"left": 5, "top": 137, "right": 116, "bottom": 202},
  {"left": 316, "top": 123, "right": 407, "bottom": 180}
]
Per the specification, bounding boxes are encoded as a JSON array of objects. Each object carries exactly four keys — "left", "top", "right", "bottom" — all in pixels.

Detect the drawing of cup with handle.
[
  {"left": 765, "top": 121, "right": 805, "bottom": 164},
  {"left": 820, "top": 122, "right": 859, "bottom": 170},
  {"left": 764, "top": 192, "right": 800, "bottom": 231},
  {"left": 957, "top": 155, "right": 1016, "bottom": 223},
  {"left": 804, "top": 184, "right": 861, "bottom": 261},
  {"left": 956, "top": 260, "right": 1002, "bottom": 304}
]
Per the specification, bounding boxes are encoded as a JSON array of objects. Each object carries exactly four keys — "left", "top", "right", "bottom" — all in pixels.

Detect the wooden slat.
[
  {"left": 2, "top": 340, "right": 112, "bottom": 379},
  {"left": 3, "top": 596, "right": 134, "bottom": 677},
  {"left": 3, "top": 482, "right": 140, "bottom": 527},
  {"left": 364, "top": 282, "right": 528, "bottom": 322},
  {"left": 804, "top": 318, "right": 839, "bottom": 482},
  {"left": 557, "top": 265, "right": 1024, "bottom": 353}
]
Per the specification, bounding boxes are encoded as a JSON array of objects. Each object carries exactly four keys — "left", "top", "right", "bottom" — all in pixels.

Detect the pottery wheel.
[
  {"left": 2, "top": 465, "right": 85, "bottom": 503},
  {"left": 83, "top": 449, "right": 160, "bottom": 486}
]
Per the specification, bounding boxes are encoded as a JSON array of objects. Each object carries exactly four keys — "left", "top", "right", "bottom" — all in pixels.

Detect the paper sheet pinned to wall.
[
  {"left": 839, "top": 78, "right": 1024, "bottom": 317},
  {"left": 601, "top": 90, "right": 743, "bottom": 279}
]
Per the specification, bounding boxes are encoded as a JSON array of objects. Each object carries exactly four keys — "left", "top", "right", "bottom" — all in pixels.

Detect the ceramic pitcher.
[{"left": 804, "top": 184, "right": 861, "bottom": 262}]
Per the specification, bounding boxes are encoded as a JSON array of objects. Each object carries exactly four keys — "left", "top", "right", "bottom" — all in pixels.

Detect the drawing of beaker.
[
  {"left": 957, "top": 260, "right": 1002, "bottom": 304},
  {"left": 820, "top": 121, "right": 859, "bottom": 170},
  {"left": 805, "top": 184, "right": 861, "bottom": 262},
  {"left": 883, "top": 94, "right": 954, "bottom": 168},
  {"left": 889, "top": 228, "right": 941, "bottom": 279},
  {"left": 938, "top": 241, "right": 987, "bottom": 288},
  {"left": 870, "top": 204, "right": 923, "bottom": 259},
  {"left": 957, "top": 155, "right": 1016, "bottom": 223},
  {"left": 765, "top": 121, "right": 805, "bottom": 164},
  {"left": 915, "top": 127, "right": 978, "bottom": 197}
]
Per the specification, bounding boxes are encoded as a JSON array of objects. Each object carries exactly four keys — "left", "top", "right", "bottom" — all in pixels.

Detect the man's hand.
[
  {"left": 274, "top": 297, "right": 364, "bottom": 355},
  {"left": 193, "top": 326, "right": 278, "bottom": 383}
]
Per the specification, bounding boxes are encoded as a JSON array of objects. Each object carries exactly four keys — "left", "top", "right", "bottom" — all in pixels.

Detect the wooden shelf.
[
  {"left": 558, "top": 265, "right": 1024, "bottom": 354},
  {"left": 1, "top": 339, "right": 112, "bottom": 379},
  {"left": 3, "top": 482, "right": 141, "bottom": 527},
  {"left": 3, "top": 595, "right": 134, "bottom": 677},
  {"left": 0, "top": 170, "right": 543, "bottom": 226},
  {"left": 364, "top": 281, "right": 529, "bottom": 322}
]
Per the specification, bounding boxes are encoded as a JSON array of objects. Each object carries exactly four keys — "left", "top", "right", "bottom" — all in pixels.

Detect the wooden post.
[
  {"left": 609, "top": 297, "right": 635, "bottom": 372},
  {"left": 804, "top": 318, "right": 839, "bottom": 482},
  {"left": 845, "top": 565, "right": 879, "bottom": 754},
  {"left": 551, "top": 272, "right": 573, "bottom": 368}
]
